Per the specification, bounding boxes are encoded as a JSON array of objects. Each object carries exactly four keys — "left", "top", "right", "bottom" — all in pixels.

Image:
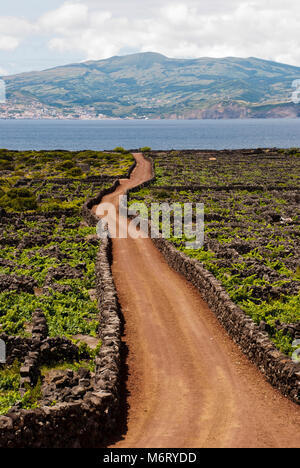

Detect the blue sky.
[
  {"left": 1, "top": 1, "right": 64, "bottom": 19},
  {"left": 0, "top": 0, "right": 299, "bottom": 76},
  {"left": 0, "top": 1, "right": 85, "bottom": 74}
]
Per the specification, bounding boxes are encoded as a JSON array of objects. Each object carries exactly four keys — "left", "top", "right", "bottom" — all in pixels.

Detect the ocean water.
[{"left": 0, "top": 118, "right": 300, "bottom": 151}]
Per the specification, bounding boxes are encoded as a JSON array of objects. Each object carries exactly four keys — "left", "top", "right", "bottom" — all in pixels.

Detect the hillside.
[{"left": 2, "top": 52, "right": 300, "bottom": 119}]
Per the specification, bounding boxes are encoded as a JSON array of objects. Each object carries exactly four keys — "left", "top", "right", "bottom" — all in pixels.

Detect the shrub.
[
  {"left": 39, "top": 201, "right": 61, "bottom": 212},
  {"left": 88, "top": 160, "right": 101, "bottom": 167},
  {"left": 58, "top": 152, "right": 74, "bottom": 161},
  {"left": 140, "top": 146, "right": 152, "bottom": 152},
  {"left": 0, "top": 160, "right": 14, "bottom": 171},
  {"left": 7, "top": 188, "right": 34, "bottom": 198},
  {"left": 77, "top": 151, "right": 97, "bottom": 160},
  {"left": 0, "top": 152, "right": 13, "bottom": 161},
  {"left": 0, "top": 188, "right": 38, "bottom": 212},
  {"left": 114, "top": 147, "right": 129, "bottom": 154},
  {"left": 156, "top": 189, "right": 170, "bottom": 199},
  {"left": 66, "top": 167, "right": 83, "bottom": 177},
  {"left": 57, "top": 161, "right": 75, "bottom": 171},
  {"left": 0, "top": 178, "right": 11, "bottom": 187},
  {"left": 20, "top": 379, "right": 42, "bottom": 410}
]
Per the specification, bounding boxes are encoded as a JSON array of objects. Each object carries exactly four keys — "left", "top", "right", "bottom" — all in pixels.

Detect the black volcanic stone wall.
[
  {"left": 0, "top": 232, "right": 121, "bottom": 448},
  {"left": 1, "top": 152, "right": 298, "bottom": 447},
  {"left": 127, "top": 155, "right": 300, "bottom": 404},
  {"left": 0, "top": 172, "right": 126, "bottom": 447},
  {"left": 150, "top": 236, "right": 300, "bottom": 405},
  {"left": 82, "top": 180, "right": 121, "bottom": 226}
]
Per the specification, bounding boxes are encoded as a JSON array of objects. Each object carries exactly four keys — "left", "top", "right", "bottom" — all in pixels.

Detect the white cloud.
[
  {"left": 35, "top": 1, "right": 300, "bottom": 66},
  {"left": 0, "top": 36, "right": 20, "bottom": 51},
  {"left": 0, "top": 16, "right": 34, "bottom": 51},
  {"left": 1, "top": 1, "right": 300, "bottom": 67},
  {"left": 39, "top": 3, "right": 89, "bottom": 33},
  {"left": 161, "top": 4, "right": 192, "bottom": 25}
]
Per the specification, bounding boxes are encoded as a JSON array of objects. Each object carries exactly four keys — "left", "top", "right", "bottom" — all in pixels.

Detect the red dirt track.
[{"left": 95, "top": 153, "right": 300, "bottom": 448}]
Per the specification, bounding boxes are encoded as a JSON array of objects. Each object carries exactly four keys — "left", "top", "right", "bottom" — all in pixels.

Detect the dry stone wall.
[
  {"left": 0, "top": 269, "right": 121, "bottom": 448},
  {"left": 1, "top": 151, "right": 298, "bottom": 448},
  {"left": 0, "top": 171, "right": 127, "bottom": 447},
  {"left": 150, "top": 237, "right": 300, "bottom": 404},
  {"left": 136, "top": 154, "right": 299, "bottom": 403},
  {"left": 127, "top": 154, "right": 300, "bottom": 404}
]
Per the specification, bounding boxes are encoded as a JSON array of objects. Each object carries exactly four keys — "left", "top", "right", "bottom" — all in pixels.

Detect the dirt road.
[{"left": 95, "top": 153, "right": 300, "bottom": 448}]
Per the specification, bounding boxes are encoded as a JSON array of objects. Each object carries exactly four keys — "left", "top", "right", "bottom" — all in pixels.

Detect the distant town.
[
  {"left": 0, "top": 100, "right": 149, "bottom": 120},
  {"left": 0, "top": 100, "right": 111, "bottom": 120}
]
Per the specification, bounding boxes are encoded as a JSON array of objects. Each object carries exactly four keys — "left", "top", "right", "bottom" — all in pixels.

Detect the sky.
[{"left": 0, "top": 0, "right": 299, "bottom": 75}]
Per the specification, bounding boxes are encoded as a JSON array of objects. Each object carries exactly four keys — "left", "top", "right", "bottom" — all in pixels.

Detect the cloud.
[
  {"left": 1, "top": 0, "right": 300, "bottom": 68},
  {"left": 0, "top": 16, "right": 34, "bottom": 51},
  {"left": 39, "top": 3, "right": 89, "bottom": 33},
  {"left": 35, "top": 1, "right": 300, "bottom": 66},
  {"left": 0, "top": 36, "right": 20, "bottom": 51}
]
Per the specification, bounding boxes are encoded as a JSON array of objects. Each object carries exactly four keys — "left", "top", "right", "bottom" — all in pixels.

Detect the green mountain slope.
[{"left": 2, "top": 52, "right": 300, "bottom": 118}]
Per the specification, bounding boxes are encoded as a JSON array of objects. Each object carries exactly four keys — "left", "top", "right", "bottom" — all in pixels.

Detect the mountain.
[{"left": 1, "top": 52, "right": 300, "bottom": 119}]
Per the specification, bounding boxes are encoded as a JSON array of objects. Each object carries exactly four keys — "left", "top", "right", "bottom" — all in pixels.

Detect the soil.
[
  {"left": 72, "top": 334, "right": 100, "bottom": 350},
  {"left": 95, "top": 153, "right": 300, "bottom": 449}
]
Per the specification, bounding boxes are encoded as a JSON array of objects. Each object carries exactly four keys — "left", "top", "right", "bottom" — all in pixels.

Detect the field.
[
  {"left": 0, "top": 148, "right": 134, "bottom": 415},
  {"left": 0, "top": 146, "right": 299, "bottom": 420},
  {"left": 130, "top": 148, "right": 300, "bottom": 355}
]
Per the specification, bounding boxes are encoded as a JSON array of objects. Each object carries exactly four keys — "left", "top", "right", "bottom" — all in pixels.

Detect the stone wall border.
[
  {"left": 150, "top": 236, "right": 300, "bottom": 404},
  {"left": 127, "top": 153, "right": 300, "bottom": 405},
  {"left": 0, "top": 157, "right": 137, "bottom": 448},
  {"left": 0, "top": 229, "right": 121, "bottom": 447},
  {"left": 1, "top": 151, "right": 298, "bottom": 447}
]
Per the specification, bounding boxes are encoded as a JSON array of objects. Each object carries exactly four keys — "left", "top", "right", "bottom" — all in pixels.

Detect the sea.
[{"left": 0, "top": 118, "right": 300, "bottom": 151}]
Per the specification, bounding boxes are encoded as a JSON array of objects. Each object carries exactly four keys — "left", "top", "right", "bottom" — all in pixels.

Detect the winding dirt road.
[{"left": 95, "top": 153, "right": 300, "bottom": 448}]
